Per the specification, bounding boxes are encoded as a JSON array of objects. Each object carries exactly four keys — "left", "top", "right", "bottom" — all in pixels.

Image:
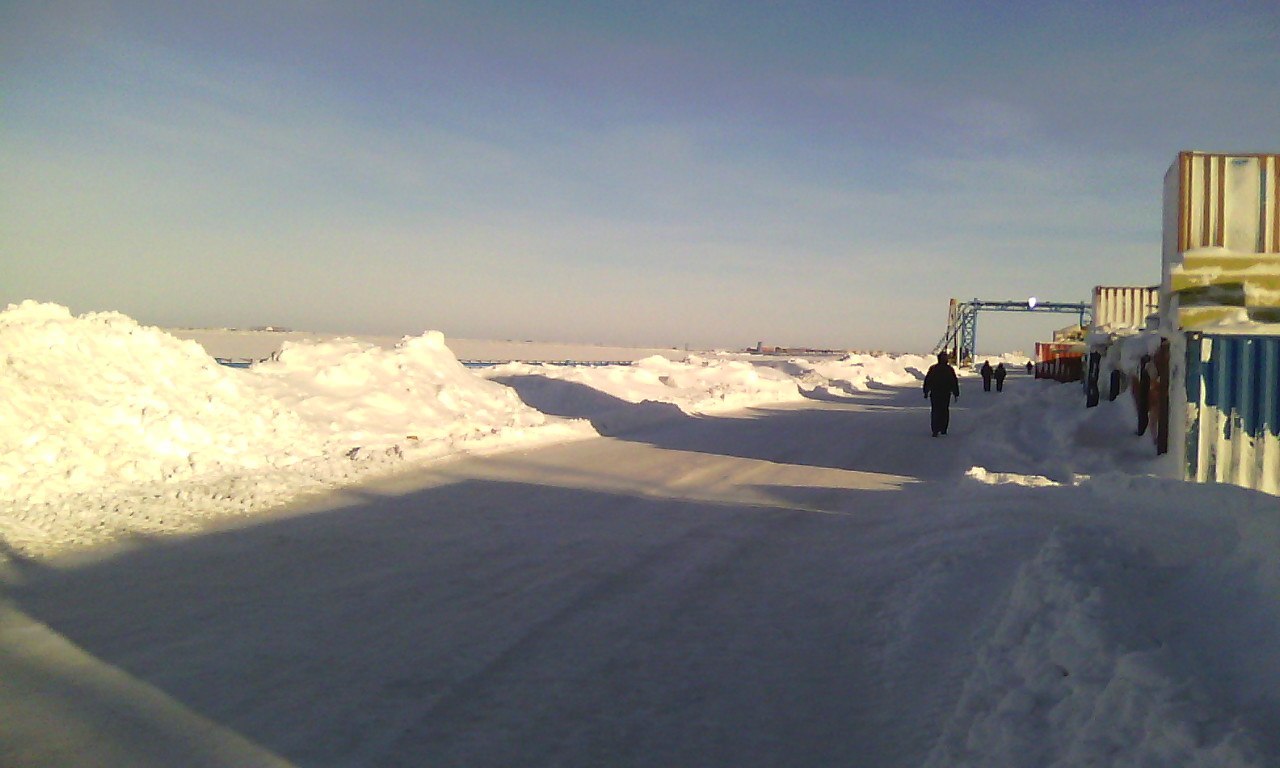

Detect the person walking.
[
  {"left": 923, "top": 352, "right": 961, "bottom": 437},
  {"left": 994, "top": 363, "right": 1007, "bottom": 392},
  {"left": 979, "top": 360, "right": 993, "bottom": 392}
]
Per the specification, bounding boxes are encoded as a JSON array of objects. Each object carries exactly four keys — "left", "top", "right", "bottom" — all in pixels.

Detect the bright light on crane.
[{"left": 1028, "top": 297, "right": 1038, "bottom": 309}]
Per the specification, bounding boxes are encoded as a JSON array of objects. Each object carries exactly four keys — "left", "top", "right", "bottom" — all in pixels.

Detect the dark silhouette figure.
[
  {"left": 1025, "top": 360, "right": 1034, "bottom": 374},
  {"left": 993, "top": 363, "right": 1007, "bottom": 392},
  {"left": 979, "top": 360, "right": 993, "bottom": 391},
  {"left": 923, "top": 352, "right": 961, "bottom": 437},
  {"left": 1135, "top": 355, "right": 1152, "bottom": 436},
  {"left": 1085, "top": 351, "right": 1102, "bottom": 408}
]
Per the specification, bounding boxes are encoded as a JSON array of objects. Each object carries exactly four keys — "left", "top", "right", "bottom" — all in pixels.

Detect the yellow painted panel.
[{"left": 1179, "top": 306, "right": 1247, "bottom": 327}]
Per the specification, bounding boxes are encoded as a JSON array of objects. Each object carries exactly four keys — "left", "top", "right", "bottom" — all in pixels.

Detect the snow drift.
[
  {"left": 0, "top": 302, "right": 593, "bottom": 554},
  {"left": 2, "top": 303, "right": 849, "bottom": 556}
]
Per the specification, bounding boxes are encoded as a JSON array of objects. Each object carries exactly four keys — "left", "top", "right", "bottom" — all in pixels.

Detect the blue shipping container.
[{"left": 1184, "top": 333, "right": 1280, "bottom": 495}]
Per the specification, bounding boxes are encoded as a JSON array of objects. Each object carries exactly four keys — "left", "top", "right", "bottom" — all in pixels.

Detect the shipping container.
[
  {"left": 1184, "top": 333, "right": 1280, "bottom": 495},
  {"left": 1162, "top": 152, "right": 1280, "bottom": 331},
  {"left": 1035, "top": 341, "right": 1085, "bottom": 362},
  {"left": 1034, "top": 357, "right": 1084, "bottom": 383},
  {"left": 1034, "top": 341, "right": 1085, "bottom": 382},
  {"left": 1092, "top": 286, "right": 1159, "bottom": 331},
  {"left": 1164, "top": 152, "right": 1280, "bottom": 258}
]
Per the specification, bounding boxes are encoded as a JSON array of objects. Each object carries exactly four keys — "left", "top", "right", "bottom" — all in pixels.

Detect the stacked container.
[
  {"left": 1162, "top": 151, "right": 1280, "bottom": 495},
  {"left": 1092, "top": 286, "right": 1159, "bottom": 331}
]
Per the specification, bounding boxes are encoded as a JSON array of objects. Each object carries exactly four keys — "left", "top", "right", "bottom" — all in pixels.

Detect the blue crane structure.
[{"left": 935, "top": 298, "right": 1091, "bottom": 365}]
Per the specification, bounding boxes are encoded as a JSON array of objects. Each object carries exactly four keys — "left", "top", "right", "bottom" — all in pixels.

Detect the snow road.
[{"left": 3, "top": 379, "right": 1277, "bottom": 767}]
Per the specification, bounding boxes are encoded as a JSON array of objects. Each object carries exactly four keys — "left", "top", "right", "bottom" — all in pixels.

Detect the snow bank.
[
  {"left": 796, "top": 353, "right": 934, "bottom": 396},
  {"left": 0, "top": 302, "right": 592, "bottom": 556},
  {"left": 248, "top": 332, "right": 568, "bottom": 452},
  {"left": 961, "top": 376, "right": 1176, "bottom": 486},
  {"left": 744, "top": 353, "right": 936, "bottom": 399},
  {"left": 1, "top": 303, "right": 820, "bottom": 556},
  {"left": 938, "top": 376, "right": 1280, "bottom": 766},
  {"left": 479, "top": 354, "right": 805, "bottom": 431},
  {"left": 1, "top": 302, "right": 325, "bottom": 502},
  {"left": 927, "top": 510, "right": 1278, "bottom": 767},
  {"left": 2, "top": 301, "right": 1161, "bottom": 558}
]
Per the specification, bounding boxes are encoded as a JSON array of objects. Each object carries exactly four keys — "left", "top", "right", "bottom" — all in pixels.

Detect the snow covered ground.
[{"left": 2, "top": 302, "right": 1278, "bottom": 767}]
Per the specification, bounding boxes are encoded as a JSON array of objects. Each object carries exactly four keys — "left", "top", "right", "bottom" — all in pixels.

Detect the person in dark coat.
[
  {"left": 979, "top": 360, "right": 993, "bottom": 391},
  {"left": 923, "top": 352, "right": 961, "bottom": 437},
  {"left": 993, "top": 363, "right": 1007, "bottom": 392},
  {"left": 1025, "top": 360, "right": 1034, "bottom": 374}
]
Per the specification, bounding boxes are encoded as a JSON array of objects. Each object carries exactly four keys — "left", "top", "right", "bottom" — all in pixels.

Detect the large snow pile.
[
  {"left": 249, "top": 333, "right": 570, "bottom": 451},
  {"left": 0, "top": 302, "right": 593, "bottom": 555},
  {"left": 480, "top": 354, "right": 806, "bottom": 432},
  {"left": 1, "top": 303, "right": 824, "bottom": 556},
  {"left": 778, "top": 353, "right": 937, "bottom": 397},
  {"left": 1, "top": 302, "right": 327, "bottom": 501},
  {"left": 484, "top": 354, "right": 804, "bottom": 413}
]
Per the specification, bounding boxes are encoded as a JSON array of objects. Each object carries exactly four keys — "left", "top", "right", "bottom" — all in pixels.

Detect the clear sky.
[{"left": 3, "top": 2, "right": 1278, "bottom": 353}]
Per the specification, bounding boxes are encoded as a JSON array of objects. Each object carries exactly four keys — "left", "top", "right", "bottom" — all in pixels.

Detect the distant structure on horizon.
[{"left": 749, "top": 341, "right": 851, "bottom": 357}]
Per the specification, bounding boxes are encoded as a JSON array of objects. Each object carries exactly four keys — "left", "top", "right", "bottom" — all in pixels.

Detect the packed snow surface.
[{"left": 2, "top": 302, "right": 1278, "bottom": 767}]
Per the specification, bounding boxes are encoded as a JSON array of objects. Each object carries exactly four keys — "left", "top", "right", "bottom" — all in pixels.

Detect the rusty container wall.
[
  {"left": 1092, "top": 286, "right": 1159, "bottom": 330},
  {"left": 1184, "top": 333, "right": 1280, "bottom": 495},
  {"left": 1036, "top": 342, "right": 1085, "bottom": 362},
  {"left": 1034, "top": 342, "right": 1085, "bottom": 382}
]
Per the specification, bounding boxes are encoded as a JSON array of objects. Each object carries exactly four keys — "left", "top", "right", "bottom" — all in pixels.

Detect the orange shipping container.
[{"left": 1036, "top": 341, "right": 1085, "bottom": 362}]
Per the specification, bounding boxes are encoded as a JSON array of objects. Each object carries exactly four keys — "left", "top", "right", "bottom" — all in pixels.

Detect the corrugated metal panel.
[
  {"left": 1185, "top": 333, "right": 1280, "bottom": 495},
  {"left": 1092, "top": 286, "right": 1159, "bottom": 329}
]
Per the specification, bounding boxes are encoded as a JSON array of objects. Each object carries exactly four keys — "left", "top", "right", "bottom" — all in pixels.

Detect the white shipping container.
[
  {"left": 1163, "top": 152, "right": 1280, "bottom": 261},
  {"left": 1092, "top": 286, "right": 1158, "bottom": 330}
]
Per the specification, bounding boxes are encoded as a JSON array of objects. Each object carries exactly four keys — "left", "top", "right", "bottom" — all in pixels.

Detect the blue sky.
[{"left": 3, "top": 2, "right": 1278, "bottom": 352}]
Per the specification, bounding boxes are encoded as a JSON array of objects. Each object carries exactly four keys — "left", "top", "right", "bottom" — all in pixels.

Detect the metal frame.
[{"left": 935, "top": 298, "right": 1091, "bottom": 365}]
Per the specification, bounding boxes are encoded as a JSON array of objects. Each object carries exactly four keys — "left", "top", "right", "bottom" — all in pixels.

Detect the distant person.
[
  {"left": 923, "top": 352, "right": 960, "bottom": 437},
  {"left": 979, "top": 360, "right": 993, "bottom": 392},
  {"left": 1025, "top": 360, "right": 1034, "bottom": 374},
  {"left": 994, "top": 363, "right": 1007, "bottom": 392}
]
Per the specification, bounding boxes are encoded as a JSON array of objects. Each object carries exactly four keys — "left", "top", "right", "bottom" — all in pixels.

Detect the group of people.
[
  {"left": 921, "top": 354, "right": 1019, "bottom": 438},
  {"left": 978, "top": 360, "right": 1007, "bottom": 392}
]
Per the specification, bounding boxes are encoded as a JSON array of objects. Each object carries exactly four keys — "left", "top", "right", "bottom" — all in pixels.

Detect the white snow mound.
[{"left": 0, "top": 301, "right": 592, "bottom": 555}]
